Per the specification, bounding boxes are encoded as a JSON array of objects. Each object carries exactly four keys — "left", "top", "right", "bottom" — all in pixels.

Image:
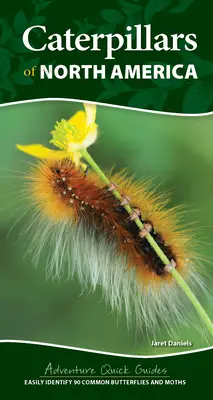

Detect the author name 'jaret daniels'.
[{"left": 151, "top": 340, "right": 193, "bottom": 347}]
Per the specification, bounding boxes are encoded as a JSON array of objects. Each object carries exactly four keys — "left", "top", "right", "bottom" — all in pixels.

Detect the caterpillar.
[
  {"left": 15, "top": 102, "right": 212, "bottom": 339},
  {"left": 21, "top": 156, "right": 206, "bottom": 336}
]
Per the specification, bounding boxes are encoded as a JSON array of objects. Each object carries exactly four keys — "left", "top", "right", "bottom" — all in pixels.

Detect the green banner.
[
  {"left": 0, "top": 0, "right": 213, "bottom": 112},
  {"left": 0, "top": 343, "right": 212, "bottom": 396}
]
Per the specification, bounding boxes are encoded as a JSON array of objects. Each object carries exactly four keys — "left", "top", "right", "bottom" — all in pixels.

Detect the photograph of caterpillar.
[{"left": 1, "top": 100, "right": 213, "bottom": 354}]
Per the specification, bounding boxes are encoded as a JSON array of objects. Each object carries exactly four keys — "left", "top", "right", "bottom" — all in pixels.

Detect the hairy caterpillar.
[
  {"left": 21, "top": 156, "right": 206, "bottom": 336},
  {"left": 15, "top": 102, "right": 213, "bottom": 339}
]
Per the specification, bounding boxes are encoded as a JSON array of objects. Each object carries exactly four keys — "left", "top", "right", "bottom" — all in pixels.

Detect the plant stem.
[
  {"left": 170, "top": 268, "right": 213, "bottom": 337},
  {"left": 81, "top": 148, "right": 213, "bottom": 338}
]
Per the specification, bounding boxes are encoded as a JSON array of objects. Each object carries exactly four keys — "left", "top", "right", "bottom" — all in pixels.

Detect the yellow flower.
[{"left": 16, "top": 103, "right": 98, "bottom": 167}]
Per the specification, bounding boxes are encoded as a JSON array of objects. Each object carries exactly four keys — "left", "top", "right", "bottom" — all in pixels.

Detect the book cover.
[{"left": 0, "top": 0, "right": 212, "bottom": 397}]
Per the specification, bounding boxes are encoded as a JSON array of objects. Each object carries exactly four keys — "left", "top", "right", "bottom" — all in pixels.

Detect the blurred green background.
[{"left": 1, "top": 100, "right": 213, "bottom": 355}]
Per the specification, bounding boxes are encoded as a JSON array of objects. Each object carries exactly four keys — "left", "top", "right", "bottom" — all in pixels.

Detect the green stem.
[
  {"left": 81, "top": 148, "right": 213, "bottom": 338},
  {"left": 170, "top": 268, "right": 213, "bottom": 337}
]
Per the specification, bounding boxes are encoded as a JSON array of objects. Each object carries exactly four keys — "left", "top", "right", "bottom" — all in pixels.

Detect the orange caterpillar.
[
  {"left": 23, "top": 157, "right": 205, "bottom": 335},
  {"left": 30, "top": 158, "right": 189, "bottom": 281},
  {"left": 17, "top": 103, "right": 207, "bottom": 336}
]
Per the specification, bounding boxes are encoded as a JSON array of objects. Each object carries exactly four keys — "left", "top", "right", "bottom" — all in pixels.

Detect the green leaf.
[
  {"left": 183, "top": 80, "right": 213, "bottom": 113},
  {"left": 97, "top": 80, "right": 131, "bottom": 101},
  {"left": 73, "top": 18, "right": 95, "bottom": 34},
  {"left": 100, "top": 9, "right": 125, "bottom": 24},
  {"left": 7, "top": 38, "right": 31, "bottom": 53},
  {"left": 96, "top": 24, "right": 115, "bottom": 35},
  {"left": 0, "top": 78, "right": 14, "bottom": 92},
  {"left": 126, "top": 13, "right": 143, "bottom": 38},
  {"left": 154, "top": 77, "right": 184, "bottom": 90},
  {"left": 10, "top": 72, "right": 34, "bottom": 86},
  {"left": 19, "top": 58, "right": 40, "bottom": 71},
  {"left": 145, "top": 0, "right": 174, "bottom": 23},
  {"left": 0, "top": 20, "right": 13, "bottom": 46},
  {"left": 73, "top": 20, "right": 83, "bottom": 29},
  {"left": 179, "top": 52, "right": 213, "bottom": 78},
  {"left": 153, "top": 69, "right": 185, "bottom": 90},
  {"left": 128, "top": 88, "right": 162, "bottom": 108},
  {"left": 83, "top": 18, "right": 96, "bottom": 31},
  {"left": 0, "top": 56, "right": 11, "bottom": 79},
  {"left": 8, "top": 89, "right": 17, "bottom": 101},
  {"left": 0, "top": 47, "right": 15, "bottom": 58},
  {"left": 32, "top": 0, "right": 53, "bottom": 14},
  {"left": 102, "top": 79, "right": 114, "bottom": 90},
  {"left": 153, "top": 90, "right": 168, "bottom": 110},
  {"left": 114, "top": 79, "right": 131, "bottom": 92},
  {"left": 97, "top": 89, "right": 118, "bottom": 101},
  {"left": 120, "top": 1, "right": 143, "bottom": 15},
  {"left": 169, "top": 0, "right": 194, "bottom": 14},
  {"left": 29, "top": 16, "right": 47, "bottom": 25},
  {"left": 13, "top": 10, "right": 27, "bottom": 35}
]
